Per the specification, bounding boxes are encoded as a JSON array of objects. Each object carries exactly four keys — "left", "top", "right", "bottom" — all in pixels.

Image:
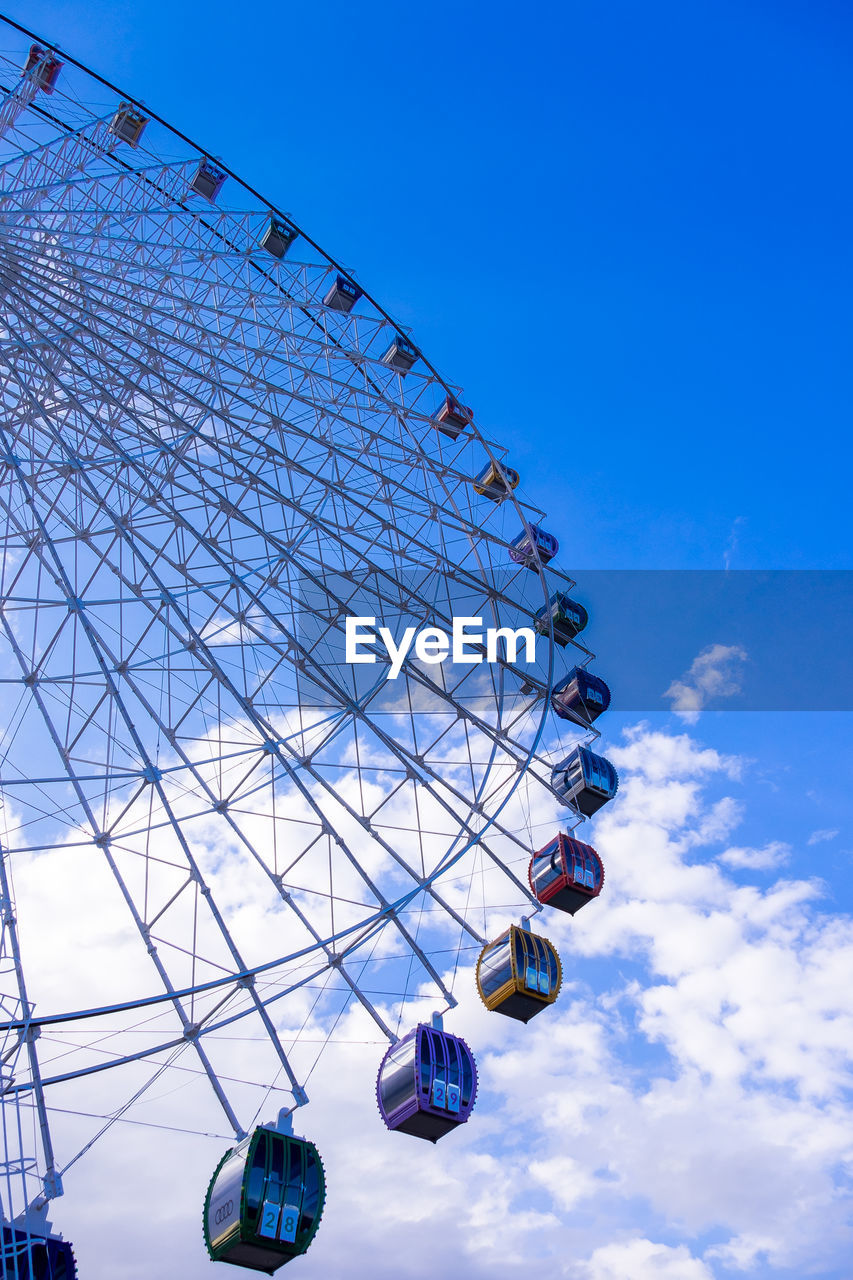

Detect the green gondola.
[{"left": 203, "top": 1119, "right": 325, "bottom": 1273}]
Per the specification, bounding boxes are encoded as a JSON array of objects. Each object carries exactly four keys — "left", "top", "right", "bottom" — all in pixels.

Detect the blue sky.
[
  {"left": 8, "top": 0, "right": 852, "bottom": 570},
  {"left": 1, "top": 2, "right": 851, "bottom": 1277}
]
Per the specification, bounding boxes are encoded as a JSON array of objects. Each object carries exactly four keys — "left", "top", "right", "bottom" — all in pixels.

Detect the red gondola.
[
  {"left": 24, "top": 44, "right": 62, "bottom": 93},
  {"left": 529, "top": 832, "right": 604, "bottom": 915},
  {"left": 433, "top": 397, "right": 473, "bottom": 440}
]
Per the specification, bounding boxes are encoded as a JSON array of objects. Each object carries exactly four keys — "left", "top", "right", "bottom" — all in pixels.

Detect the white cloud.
[
  {"left": 808, "top": 828, "right": 840, "bottom": 846},
  {"left": 704, "top": 1232, "right": 778, "bottom": 1269},
  {"left": 664, "top": 643, "right": 748, "bottom": 723},
  {"left": 610, "top": 725, "right": 742, "bottom": 782},
  {"left": 719, "top": 840, "right": 791, "bottom": 869},
  {"left": 580, "top": 1238, "right": 714, "bottom": 1280},
  {"left": 723, "top": 515, "right": 747, "bottom": 572}
]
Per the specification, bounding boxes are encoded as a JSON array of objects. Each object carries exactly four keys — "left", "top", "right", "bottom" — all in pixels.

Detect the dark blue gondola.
[
  {"left": 380, "top": 333, "right": 418, "bottom": 372},
  {"left": 323, "top": 274, "right": 362, "bottom": 313},
  {"left": 260, "top": 217, "right": 298, "bottom": 260},
  {"left": 551, "top": 667, "right": 611, "bottom": 725},
  {"left": 433, "top": 396, "right": 473, "bottom": 440},
  {"left": 1, "top": 1225, "right": 76, "bottom": 1278},
  {"left": 551, "top": 745, "right": 618, "bottom": 816},
  {"left": 534, "top": 592, "right": 588, "bottom": 647},
  {"left": 509, "top": 524, "right": 559, "bottom": 570},
  {"left": 190, "top": 158, "right": 227, "bottom": 202},
  {"left": 528, "top": 832, "right": 604, "bottom": 915},
  {"left": 376, "top": 1017, "right": 477, "bottom": 1143},
  {"left": 24, "top": 45, "right": 62, "bottom": 93}
]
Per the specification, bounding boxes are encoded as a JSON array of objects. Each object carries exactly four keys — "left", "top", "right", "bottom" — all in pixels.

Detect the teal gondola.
[
  {"left": 534, "top": 592, "right": 588, "bottom": 646},
  {"left": 260, "top": 218, "right": 298, "bottom": 260},
  {"left": 203, "top": 1119, "right": 325, "bottom": 1273}
]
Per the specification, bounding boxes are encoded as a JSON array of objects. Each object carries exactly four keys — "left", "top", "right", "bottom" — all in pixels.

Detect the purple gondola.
[
  {"left": 509, "top": 523, "right": 559, "bottom": 570},
  {"left": 551, "top": 667, "right": 611, "bottom": 725},
  {"left": 551, "top": 745, "right": 618, "bottom": 816},
  {"left": 376, "top": 1018, "right": 477, "bottom": 1143}
]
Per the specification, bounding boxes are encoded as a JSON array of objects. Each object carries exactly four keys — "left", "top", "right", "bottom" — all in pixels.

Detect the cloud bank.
[{"left": 10, "top": 723, "right": 852, "bottom": 1279}]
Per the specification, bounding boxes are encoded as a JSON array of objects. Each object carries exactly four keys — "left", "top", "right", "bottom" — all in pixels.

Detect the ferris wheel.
[{"left": 0, "top": 16, "right": 619, "bottom": 1277}]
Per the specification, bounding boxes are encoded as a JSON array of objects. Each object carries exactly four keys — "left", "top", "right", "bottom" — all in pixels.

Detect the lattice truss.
[{"left": 0, "top": 32, "right": 598, "bottom": 1167}]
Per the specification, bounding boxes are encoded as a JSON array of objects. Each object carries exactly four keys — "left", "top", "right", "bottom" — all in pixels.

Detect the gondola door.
[
  {"left": 256, "top": 1133, "right": 303, "bottom": 1247},
  {"left": 278, "top": 1139, "right": 304, "bottom": 1245},
  {"left": 258, "top": 1132, "right": 284, "bottom": 1242}
]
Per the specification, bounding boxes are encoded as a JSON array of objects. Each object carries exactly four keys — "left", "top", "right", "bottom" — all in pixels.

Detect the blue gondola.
[
  {"left": 380, "top": 334, "right": 419, "bottom": 372},
  {"left": 24, "top": 45, "right": 62, "bottom": 93},
  {"left": 323, "top": 275, "right": 362, "bottom": 313},
  {"left": 534, "top": 592, "right": 588, "bottom": 647},
  {"left": 472, "top": 460, "right": 521, "bottom": 501},
  {"left": 260, "top": 218, "right": 298, "bottom": 260},
  {"left": 509, "top": 524, "right": 559, "bottom": 570},
  {"left": 551, "top": 667, "right": 611, "bottom": 725},
  {"left": 190, "top": 158, "right": 227, "bottom": 202},
  {"left": 433, "top": 396, "right": 473, "bottom": 440},
  {"left": 109, "top": 102, "right": 148, "bottom": 146},
  {"left": 1, "top": 1225, "right": 76, "bottom": 1278},
  {"left": 551, "top": 745, "right": 618, "bottom": 816}
]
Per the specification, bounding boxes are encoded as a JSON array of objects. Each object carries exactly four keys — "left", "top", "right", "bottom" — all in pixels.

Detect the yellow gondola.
[
  {"left": 475, "top": 922, "right": 562, "bottom": 1023},
  {"left": 471, "top": 460, "right": 520, "bottom": 500}
]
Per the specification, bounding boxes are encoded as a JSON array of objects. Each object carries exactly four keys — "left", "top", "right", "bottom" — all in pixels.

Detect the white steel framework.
[{"left": 0, "top": 14, "right": 601, "bottom": 1249}]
